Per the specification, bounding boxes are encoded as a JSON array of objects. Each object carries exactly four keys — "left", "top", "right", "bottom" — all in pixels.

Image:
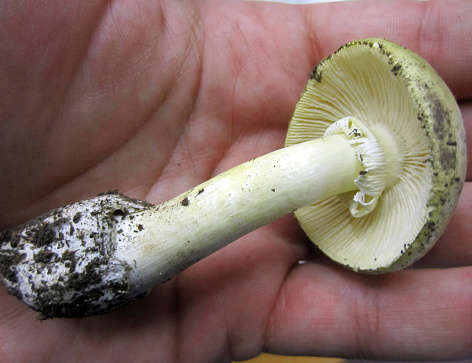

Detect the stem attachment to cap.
[{"left": 325, "top": 117, "right": 404, "bottom": 218}]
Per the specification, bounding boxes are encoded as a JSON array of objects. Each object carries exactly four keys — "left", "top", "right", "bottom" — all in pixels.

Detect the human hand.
[{"left": 0, "top": 0, "right": 471, "bottom": 361}]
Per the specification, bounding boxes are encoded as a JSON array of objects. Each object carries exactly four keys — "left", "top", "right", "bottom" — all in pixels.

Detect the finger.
[
  {"left": 265, "top": 264, "right": 472, "bottom": 361},
  {"left": 301, "top": 0, "right": 472, "bottom": 100}
]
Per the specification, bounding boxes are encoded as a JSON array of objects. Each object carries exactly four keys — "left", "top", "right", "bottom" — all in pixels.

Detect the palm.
[{"left": 0, "top": 1, "right": 471, "bottom": 362}]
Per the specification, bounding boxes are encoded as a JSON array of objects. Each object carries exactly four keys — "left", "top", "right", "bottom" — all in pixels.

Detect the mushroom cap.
[{"left": 285, "top": 38, "right": 466, "bottom": 273}]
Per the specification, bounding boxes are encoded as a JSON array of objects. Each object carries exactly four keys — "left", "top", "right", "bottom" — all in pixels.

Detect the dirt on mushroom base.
[{"left": 0, "top": 192, "right": 154, "bottom": 318}]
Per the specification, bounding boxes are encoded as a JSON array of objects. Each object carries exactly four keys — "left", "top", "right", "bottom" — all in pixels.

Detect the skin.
[{"left": 0, "top": 0, "right": 471, "bottom": 361}]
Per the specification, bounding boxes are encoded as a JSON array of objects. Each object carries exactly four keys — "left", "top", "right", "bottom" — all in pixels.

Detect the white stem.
[
  {"left": 119, "top": 133, "right": 363, "bottom": 292},
  {"left": 0, "top": 117, "right": 384, "bottom": 318}
]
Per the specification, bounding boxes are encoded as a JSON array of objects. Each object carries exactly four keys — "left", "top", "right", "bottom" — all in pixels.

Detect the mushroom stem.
[{"left": 1, "top": 117, "right": 382, "bottom": 318}]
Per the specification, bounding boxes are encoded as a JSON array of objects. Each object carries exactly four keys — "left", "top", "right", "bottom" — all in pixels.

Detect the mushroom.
[
  {"left": 0, "top": 38, "right": 466, "bottom": 318},
  {"left": 285, "top": 38, "right": 466, "bottom": 272}
]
